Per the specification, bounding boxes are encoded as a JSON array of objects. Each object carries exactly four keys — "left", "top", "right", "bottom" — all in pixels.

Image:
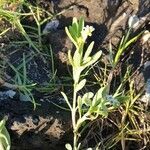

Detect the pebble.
[{"left": 0, "top": 90, "right": 16, "bottom": 101}]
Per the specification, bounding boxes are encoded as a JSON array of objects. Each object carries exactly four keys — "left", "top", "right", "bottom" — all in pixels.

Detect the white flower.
[
  {"left": 128, "top": 15, "right": 139, "bottom": 29},
  {"left": 81, "top": 25, "right": 95, "bottom": 41}
]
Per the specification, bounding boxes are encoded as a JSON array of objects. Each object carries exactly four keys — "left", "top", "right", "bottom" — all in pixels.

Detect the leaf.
[
  {"left": 82, "top": 92, "right": 93, "bottom": 106},
  {"left": 114, "top": 31, "right": 143, "bottom": 65},
  {"left": 73, "top": 68, "right": 82, "bottom": 83},
  {"left": 16, "top": 74, "right": 22, "bottom": 86},
  {"left": 92, "top": 86, "right": 107, "bottom": 107},
  {"left": 73, "top": 50, "right": 81, "bottom": 67},
  {"left": 119, "top": 35, "right": 125, "bottom": 49},
  {"left": 78, "top": 17, "right": 84, "bottom": 36},
  {"left": 65, "top": 27, "right": 78, "bottom": 48},
  {"left": 69, "top": 26, "right": 77, "bottom": 41},
  {"left": 68, "top": 50, "right": 74, "bottom": 66},
  {"left": 7, "top": 62, "right": 22, "bottom": 85},
  {"left": 109, "top": 41, "right": 114, "bottom": 67},
  {"left": 116, "top": 96, "right": 129, "bottom": 104},
  {"left": 83, "top": 51, "right": 102, "bottom": 69},
  {"left": 1, "top": 127, "right": 11, "bottom": 150},
  {"left": 124, "top": 32, "right": 143, "bottom": 49},
  {"left": 65, "top": 143, "right": 72, "bottom": 150},
  {"left": 83, "top": 98, "right": 92, "bottom": 107},
  {"left": 97, "top": 100, "right": 108, "bottom": 117},
  {"left": 0, "top": 119, "right": 11, "bottom": 150},
  {"left": 83, "top": 57, "right": 92, "bottom": 64},
  {"left": 83, "top": 92, "right": 94, "bottom": 99},
  {"left": 114, "top": 36, "right": 125, "bottom": 65},
  {"left": 61, "top": 92, "right": 72, "bottom": 110},
  {"left": 0, "top": 120, "right": 5, "bottom": 133},
  {"left": 75, "top": 79, "right": 86, "bottom": 92},
  {"left": 72, "top": 23, "right": 78, "bottom": 36},
  {"left": 122, "top": 29, "right": 131, "bottom": 48},
  {"left": 0, "top": 28, "right": 10, "bottom": 36},
  {"left": 83, "top": 41, "right": 94, "bottom": 61},
  {"left": 72, "top": 17, "right": 78, "bottom": 33}
]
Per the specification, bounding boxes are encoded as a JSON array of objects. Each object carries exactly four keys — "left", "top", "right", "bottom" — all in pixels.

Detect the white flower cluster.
[{"left": 81, "top": 25, "right": 95, "bottom": 41}]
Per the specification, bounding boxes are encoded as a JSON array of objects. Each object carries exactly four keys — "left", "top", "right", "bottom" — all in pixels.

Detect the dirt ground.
[{"left": 0, "top": 0, "right": 150, "bottom": 149}]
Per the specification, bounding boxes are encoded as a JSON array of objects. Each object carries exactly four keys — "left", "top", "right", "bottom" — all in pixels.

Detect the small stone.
[{"left": 43, "top": 20, "right": 59, "bottom": 34}]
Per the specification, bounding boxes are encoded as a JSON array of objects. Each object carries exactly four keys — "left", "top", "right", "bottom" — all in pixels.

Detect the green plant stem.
[
  {"left": 73, "top": 132, "right": 78, "bottom": 150},
  {"left": 72, "top": 84, "right": 78, "bottom": 149}
]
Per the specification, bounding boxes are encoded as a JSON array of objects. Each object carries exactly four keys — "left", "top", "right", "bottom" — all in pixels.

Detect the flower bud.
[{"left": 128, "top": 15, "right": 139, "bottom": 29}]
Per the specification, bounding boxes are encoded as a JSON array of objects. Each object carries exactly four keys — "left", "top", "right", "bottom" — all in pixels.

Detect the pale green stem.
[{"left": 72, "top": 84, "right": 78, "bottom": 149}]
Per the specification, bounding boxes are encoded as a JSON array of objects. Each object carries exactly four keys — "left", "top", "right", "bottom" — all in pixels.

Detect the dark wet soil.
[{"left": 0, "top": 98, "right": 71, "bottom": 150}]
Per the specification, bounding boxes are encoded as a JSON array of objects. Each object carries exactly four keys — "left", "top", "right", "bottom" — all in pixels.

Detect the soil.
[
  {"left": 0, "top": 99, "right": 71, "bottom": 150},
  {"left": 0, "top": 0, "right": 150, "bottom": 149}
]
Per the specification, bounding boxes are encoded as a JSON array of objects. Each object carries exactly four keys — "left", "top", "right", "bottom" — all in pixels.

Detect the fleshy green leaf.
[
  {"left": 73, "top": 50, "right": 81, "bottom": 67},
  {"left": 73, "top": 68, "right": 82, "bottom": 83},
  {"left": 72, "top": 17, "right": 78, "bottom": 36},
  {"left": 69, "top": 26, "right": 77, "bottom": 41},
  {"left": 65, "top": 27, "right": 78, "bottom": 48},
  {"left": 78, "top": 17, "right": 84, "bottom": 37},
  {"left": 72, "top": 23, "right": 78, "bottom": 36},
  {"left": 83, "top": 57, "right": 92, "bottom": 64},
  {"left": 75, "top": 79, "right": 86, "bottom": 92},
  {"left": 83, "top": 41, "right": 94, "bottom": 61},
  {"left": 83, "top": 51, "right": 101, "bottom": 68},
  {"left": 92, "top": 86, "right": 107, "bottom": 107},
  {"left": 82, "top": 92, "right": 93, "bottom": 106}
]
